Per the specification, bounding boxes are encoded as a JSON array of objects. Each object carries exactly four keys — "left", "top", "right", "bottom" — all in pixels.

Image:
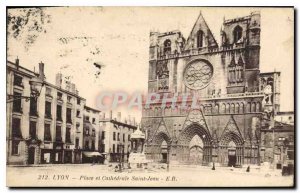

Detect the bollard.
[{"left": 212, "top": 162, "right": 215, "bottom": 170}]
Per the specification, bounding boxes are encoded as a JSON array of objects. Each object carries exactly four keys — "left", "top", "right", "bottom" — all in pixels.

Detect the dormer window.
[
  {"left": 233, "top": 26, "right": 243, "bottom": 43},
  {"left": 197, "top": 30, "right": 204, "bottom": 48},
  {"left": 163, "top": 39, "right": 171, "bottom": 55}
]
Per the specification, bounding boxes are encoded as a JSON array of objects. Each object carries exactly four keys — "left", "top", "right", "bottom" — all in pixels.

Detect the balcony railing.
[
  {"left": 66, "top": 118, "right": 72, "bottom": 124},
  {"left": 44, "top": 136, "right": 52, "bottom": 142},
  {"left": 30, "top": 132, "right": 37, "bottom": 139},
  {"left": 55, "top": 136, "right": 62, "bottom": 142},
  {"left": 12, "top": 131, "right": 22, "bottom": 138},
  {"left": 45, "top": 113, "right": 52, "bottom": 119},
  {"left": 13, "top": 107, "right": 23, "bottom": 114},
  {"left": 66, "top": 138, "right": 72, "bottom": 144},
  {"left": 30, "top": 110, "right": 38, "bottom": 117},
  {"left": 46, "top": 92, "right": 52, "bottom": 98}
]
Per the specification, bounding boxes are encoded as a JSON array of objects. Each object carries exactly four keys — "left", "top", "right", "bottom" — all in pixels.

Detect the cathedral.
[{"left": 141, "top": 11, "right": 281, "bottom": 167}]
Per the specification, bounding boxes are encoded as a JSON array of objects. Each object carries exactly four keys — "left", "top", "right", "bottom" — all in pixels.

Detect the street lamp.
[
  {"left": 167, "top": 140, "right": 172, "bottom": 172},
  {"left": 118, "top": 141, "right": 124, "bottom": 172},
  {"left": 7, "top": 75, "right": 44, "bottom": 103}
]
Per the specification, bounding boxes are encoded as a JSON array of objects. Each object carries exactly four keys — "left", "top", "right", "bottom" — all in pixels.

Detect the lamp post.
[
  {"left": 282, "top": 138, "right": 289, "bottom": 166},
  {"left": 167, "top": 140, "right": 172, "bottom": 172},
  {"left": 7, "top": 76, "right": 44, "bottom": 103}
]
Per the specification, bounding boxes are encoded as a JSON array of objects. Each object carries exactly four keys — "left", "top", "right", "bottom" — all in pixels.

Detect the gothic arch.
[
  {"left": 233, "top": 25, "right": 243, "bottom": 43},
  {"left": 220, "top": 131, "right": 244, "bottom": 146},
  {"left": 247, "top": 102, "right": 251, "bottom": 113},
  {"left": 158, "top": 107, "right": 162, "bottom": 116},
  {"left": 214, "top": 104, "right": 219, "bottom": 114},
  {"left": 164, "top": 106, "right": 171, "bottom": 116},
  {"left": 251, "top": 102, "right": 256, "bottom": 113},
  {"left": 226, "top": 103, "right": 230, "bottom": 114},
  {"left": 197, "top": 30, "right": 204, "bottom": 48},
  {"left": 231, "top": 103, "right": 235, "bottom": 114},
  {"left": 240, "top": 102, "right": 244, "bottom": 113},
  {"left": 256, "top": 102, "right": 261, "bottom": 112},
  {"left": 152, "top": 131, "right": 172, "bottom": 146},
  {"left": 178, "top": 123, "right": 212, "bottom": 146},
  {"left": 177, "top": 123, "right": 212, "bottom": 165},
  {"left": 219, "top": 116, "right": 244, "bottom": 146},
  {"left": 235, "top": 103, "right": 240, "bottom": 114},
  {"left": 149, "top": 106, "right": 154, "bottom": 116},
  {"left": 163, "top": 39, "right": 171, "bottom": 54},
  {"left": 221, "top": 103, "right": 226, "bottom": 114},
  {"left": 171, "top": 105, "right": 179, "bottom": 116}
]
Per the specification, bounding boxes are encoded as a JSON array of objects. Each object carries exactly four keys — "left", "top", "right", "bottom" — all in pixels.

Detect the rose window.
[{"left": 183, "top": 60, "right": 213, "bottom": 90}]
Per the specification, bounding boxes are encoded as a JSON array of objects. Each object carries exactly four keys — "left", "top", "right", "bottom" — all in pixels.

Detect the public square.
[{"left": 7, "top": 164, "right": 294, "bottom": 187}]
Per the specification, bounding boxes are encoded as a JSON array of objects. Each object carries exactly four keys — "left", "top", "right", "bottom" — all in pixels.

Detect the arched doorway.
[
  {"left": 177, "top": 124, "right": 212, "bottom": 165},
  {"left": 161, "top": 140, "right": 168, "bottom": 163},
  {"left": 227, "top": 141, "right": 237, "bottom": 167},
  {"left": 28, "top": 147, "right": 35, "bottom": 165},
  {"left": 219, "top": 132, "right": 244, "bottom": 167},
  {"left": 189, "top": 135, "right": 204, "bottom": 165},
  {"left": 150, "top": 132, "right": 171, "bottom": 163}
]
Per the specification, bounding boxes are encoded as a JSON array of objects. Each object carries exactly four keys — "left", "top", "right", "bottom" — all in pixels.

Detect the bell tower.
[{"left": 148, "top": 30, "right": 185, "bottom": 93}]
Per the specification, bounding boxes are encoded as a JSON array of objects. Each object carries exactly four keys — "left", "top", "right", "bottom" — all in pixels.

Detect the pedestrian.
[{"left": 246, "top": 166, "right": 250, "bottom": 172}]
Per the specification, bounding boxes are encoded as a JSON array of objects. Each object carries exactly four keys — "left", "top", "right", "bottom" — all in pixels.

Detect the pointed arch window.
[
  {"left": 197, "top": 30, "right": 204, "bottom": 48},
  {"left": 233, "top": 26, "right": 243, "bottom": 43},
  {"left": 163, "top": 39, "right": 171, "bottom": 55}
]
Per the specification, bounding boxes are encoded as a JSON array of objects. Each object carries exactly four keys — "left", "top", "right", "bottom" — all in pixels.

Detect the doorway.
[
  {"left": 28, "top": 147, "right": 35, "bottom": 164},
  {"left": 161, "top": 140, "right": 168, "bottom": 163},
  {"left": 161, "top": 153, "right": 167, "bottom": 163},
  {"left": 189, "top": 146, "right": 203, "bottom": 165},
  {"left": 64, "top": 151, "right": 72, "bottom": 163},
  {"left": 189, "top": 135, "right": 204, "bottom": 165},
  {"left": 228, "top": 149, "right": 236, "bottom": 167}
]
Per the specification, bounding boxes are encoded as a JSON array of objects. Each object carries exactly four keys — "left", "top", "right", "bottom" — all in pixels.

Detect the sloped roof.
[{"left": 184, "top": 12, "right": 218, "bottom": 50}]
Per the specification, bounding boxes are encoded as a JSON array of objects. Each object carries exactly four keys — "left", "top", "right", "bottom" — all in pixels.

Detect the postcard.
[{"left": 6, "top": 6, "right": 294, "bottom": 187}]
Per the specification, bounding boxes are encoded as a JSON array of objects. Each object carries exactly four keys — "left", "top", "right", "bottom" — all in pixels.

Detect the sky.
[{"left": 7, "top": 7, "right": 294, "bottom": 122}]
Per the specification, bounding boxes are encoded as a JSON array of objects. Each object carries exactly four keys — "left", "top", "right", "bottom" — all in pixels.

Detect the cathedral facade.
[{"left": 141, "top": 11, "right": 279, "bottom": 167}]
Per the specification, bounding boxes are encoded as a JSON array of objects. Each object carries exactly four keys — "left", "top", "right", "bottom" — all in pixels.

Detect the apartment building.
[
  {"left": 7, "top": 59, "right": 86, "bottom": 165},
  {"left": 99, "top": 112, "right": 137, "bottom": 163},
  {"left": 82, "top": 106, "right": 101, "bottom": 163}
]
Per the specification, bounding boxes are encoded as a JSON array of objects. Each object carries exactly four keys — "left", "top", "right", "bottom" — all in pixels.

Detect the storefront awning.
[{"left": 83, "top": 152, "right": 102, "bottom": 157}]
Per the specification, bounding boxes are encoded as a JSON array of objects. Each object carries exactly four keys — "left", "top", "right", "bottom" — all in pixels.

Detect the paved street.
[{"left": 7, "top": 164, "right": 294, "bottom": 187}]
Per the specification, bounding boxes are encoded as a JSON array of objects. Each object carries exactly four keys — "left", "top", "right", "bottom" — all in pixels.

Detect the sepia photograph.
[{"left": 5, "top": 6, "right": 294, "bottom": 187}]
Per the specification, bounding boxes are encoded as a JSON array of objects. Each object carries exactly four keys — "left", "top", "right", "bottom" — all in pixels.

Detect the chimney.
[
  {"left": 39, "top": 61, "right": 45, "bottom": 80},
  {"left": 133, "top": 117, "right": 136, "bottom": 126},
  {"left": 109, "top": 111, "right": 113, "bottom": 119},
  {"left": 55, "top": 73, "right": 62, "bottom": 88},
  {"left": 128, "top": 115, "right": 131, "bottom": 124},
  {"left": 102, "top": 113, "right": 105, "bottom": 119},
  {"left": 65, "top": 81, "right": 71, "bottom": 91},
  {"left": 15, "top": 57, "right": 19, "bottom": 69},
  {"left": 117, "top": 112, "right": 121, "bottom": 122},
  {"left": 71, "top": 83, "right": 76, "bottom": 93}
]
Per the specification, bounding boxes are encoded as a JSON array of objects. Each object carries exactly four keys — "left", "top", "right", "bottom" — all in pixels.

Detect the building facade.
[
  {"left": 99, "top": 112, "right": 137, "bottom": 163},
  {"left": 141, "top": 11, "right": 293, "bottom": 167},
  {"left": 7, "top": 59, "right": 87, "bottom": 165},
  {"left": 261, "top": 121, "right": 294, "bottom": 168},
  {"left": 275, "top": 111, "right": 294, "bottom": 125},
  {"left": 82, "top": 106, "right": 101, "bottom": 163}
]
